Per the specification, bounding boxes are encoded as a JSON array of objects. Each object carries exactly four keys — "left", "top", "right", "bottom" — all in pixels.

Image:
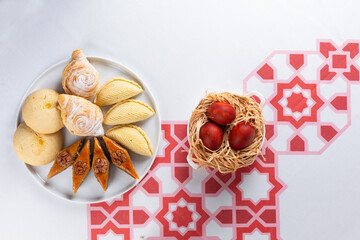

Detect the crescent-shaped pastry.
[
  {"left": 73, "top": 139, "right": 91, "bottom": 194},
  {"left": 47, "top": 139, "right": 85, "bottom": 179},
  {"left": 103, "top": 99, "right": 155, "bottom": 125},
  {"left": 58, "top": 94, "right": 104, "bottom": 136},
  {"left": 94, "top": 78, "right": 143, "bottom": 106},
  {"left": 102, "top": 136, "right": 139, "bottom": 179},
  {"left": 92, "top": 137, "right": 110, "bottom": 191},
  {"left": 62, "top": 49, "right": 99, "bottom": 99},
  {"left": 106, "top": 125, "right": 153, "bottom": 156}
]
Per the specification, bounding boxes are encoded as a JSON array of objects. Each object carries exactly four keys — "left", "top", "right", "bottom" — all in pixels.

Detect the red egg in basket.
[
  {"left": 207, "top": 102, "right": 236, "bottom": 125},
  {"left": 228, "top": 122, "right": 255, "bottom": 150},
  {"left": 199, "top": 122, "right": 223, "bottom": 150}
]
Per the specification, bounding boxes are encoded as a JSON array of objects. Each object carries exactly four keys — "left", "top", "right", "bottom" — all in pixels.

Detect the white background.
[{"left": 1, "top": 1, "right": 360, "bottom": 239}]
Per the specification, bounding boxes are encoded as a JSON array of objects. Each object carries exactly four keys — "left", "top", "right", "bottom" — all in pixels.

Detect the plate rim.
[{"left": 15, "top": 56, "right": 161, "bottom": 204}]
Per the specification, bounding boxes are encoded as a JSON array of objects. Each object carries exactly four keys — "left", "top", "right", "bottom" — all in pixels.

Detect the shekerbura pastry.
[
  {"left": 103, "top": 99, "right": 155, "bottom": 125},
  {"left": 92, "top": 137, "right": 110, "bottom": 191},
  {"left": 22, "top": 89, "right": 64, "bottom": 134},
  {"left": 106, "top": 124, "right": 153, "bottom": 156},
  {"left": 47, "top": 139, "right": 85, "bottom": 179},
  {"left": 94, "top": 78, "right": 143, "bottom": 106},
  {"left": 102, "top": 136, "right": 139, "bottom": 179},
  {"left": 73, "top": 139, "right": 91, "bottom": 194},
  {"left": 58, "top": 94, "right": 104, "bottom": 136},
  {"left": 13, "top": 122, "right": 63, "bottom": 166},
  {"left": 62, "top": 49, "right": 99, "bottom": 99}
]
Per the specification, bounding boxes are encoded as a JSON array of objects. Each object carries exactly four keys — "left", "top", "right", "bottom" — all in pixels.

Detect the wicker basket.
[{"left": 187, "top": 91, "right": 265, "bottom": 173}]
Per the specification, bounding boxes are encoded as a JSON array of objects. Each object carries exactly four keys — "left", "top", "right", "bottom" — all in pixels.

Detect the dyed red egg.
[
  {"left": 199, "top": 122, "right": 223, "bottom": 150},
  {"left": 229, "top": 122, "right": 255, "bottom": 150},
  {"left": 207, "top": 102, "right": 236, "bottom": 125}
]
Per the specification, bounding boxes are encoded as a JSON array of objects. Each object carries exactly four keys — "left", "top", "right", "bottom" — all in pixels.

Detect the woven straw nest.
[{"left": 188, "top": 92, "right": 265, "bottom": 173}]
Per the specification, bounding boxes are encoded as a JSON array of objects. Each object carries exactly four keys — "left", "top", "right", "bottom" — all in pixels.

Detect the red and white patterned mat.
[{"left": 87, "top": 39, "right": 359, "bottom": 240}]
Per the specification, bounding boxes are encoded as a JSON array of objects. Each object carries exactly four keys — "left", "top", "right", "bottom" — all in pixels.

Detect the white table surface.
[{"left": 1, "top": 1, "right": 360, "bottom": 239}]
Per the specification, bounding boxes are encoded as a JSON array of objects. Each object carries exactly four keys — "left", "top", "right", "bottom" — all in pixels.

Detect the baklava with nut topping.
[
  {"left": 72, "top": 139, "right": 92, "bottom": 194},
  {"left": 47, "top": 139, "right": 85, "bottom": 179},
  {"left": 102, "top": 136, "right": 139, "bottom": 180},
  {"left": 92, "top": 137, "right": 110, "bottom": 191}
]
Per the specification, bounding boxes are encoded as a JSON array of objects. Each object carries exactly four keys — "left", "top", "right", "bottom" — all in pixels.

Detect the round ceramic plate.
[{"left": 16, "top": 57, "right": 161, "bottom": 203}]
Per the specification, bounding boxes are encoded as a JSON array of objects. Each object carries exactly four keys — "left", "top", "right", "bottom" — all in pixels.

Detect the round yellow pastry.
[
  {"left": 13, "top": 122, "right": 64, "bottom": 166},
  {"left": 22, "top": 89, "right": 64, "bottom": 134}
]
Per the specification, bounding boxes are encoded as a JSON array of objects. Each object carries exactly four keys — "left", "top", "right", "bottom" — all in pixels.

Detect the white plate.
[{"left": 15, "top": 57, "right": 161, "bottom": 203}]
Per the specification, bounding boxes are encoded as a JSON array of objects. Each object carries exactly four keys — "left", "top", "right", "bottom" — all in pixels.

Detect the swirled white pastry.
[
  {"left": 58, "top": 94, "right": 104, "bottom": 136},
  {"left": 62, "top": 49, "right": 99, "bottom": 99},
  {"left": 103, "top": 99, "right": 155, "bottom": 125},
  {"left": 106, "top": 124, "right": 153, "bottom": 156},
  {"left": 94, "top": 78, "right": 143, "bottom": 106}
]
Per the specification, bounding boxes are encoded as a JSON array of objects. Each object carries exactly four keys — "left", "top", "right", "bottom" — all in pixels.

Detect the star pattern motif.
[
  {"left": 318, "top": 40, "right": 360, "bottom": 82},
  {"left": 270, "top": 76, "right": 324, "bottom": 129}
]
